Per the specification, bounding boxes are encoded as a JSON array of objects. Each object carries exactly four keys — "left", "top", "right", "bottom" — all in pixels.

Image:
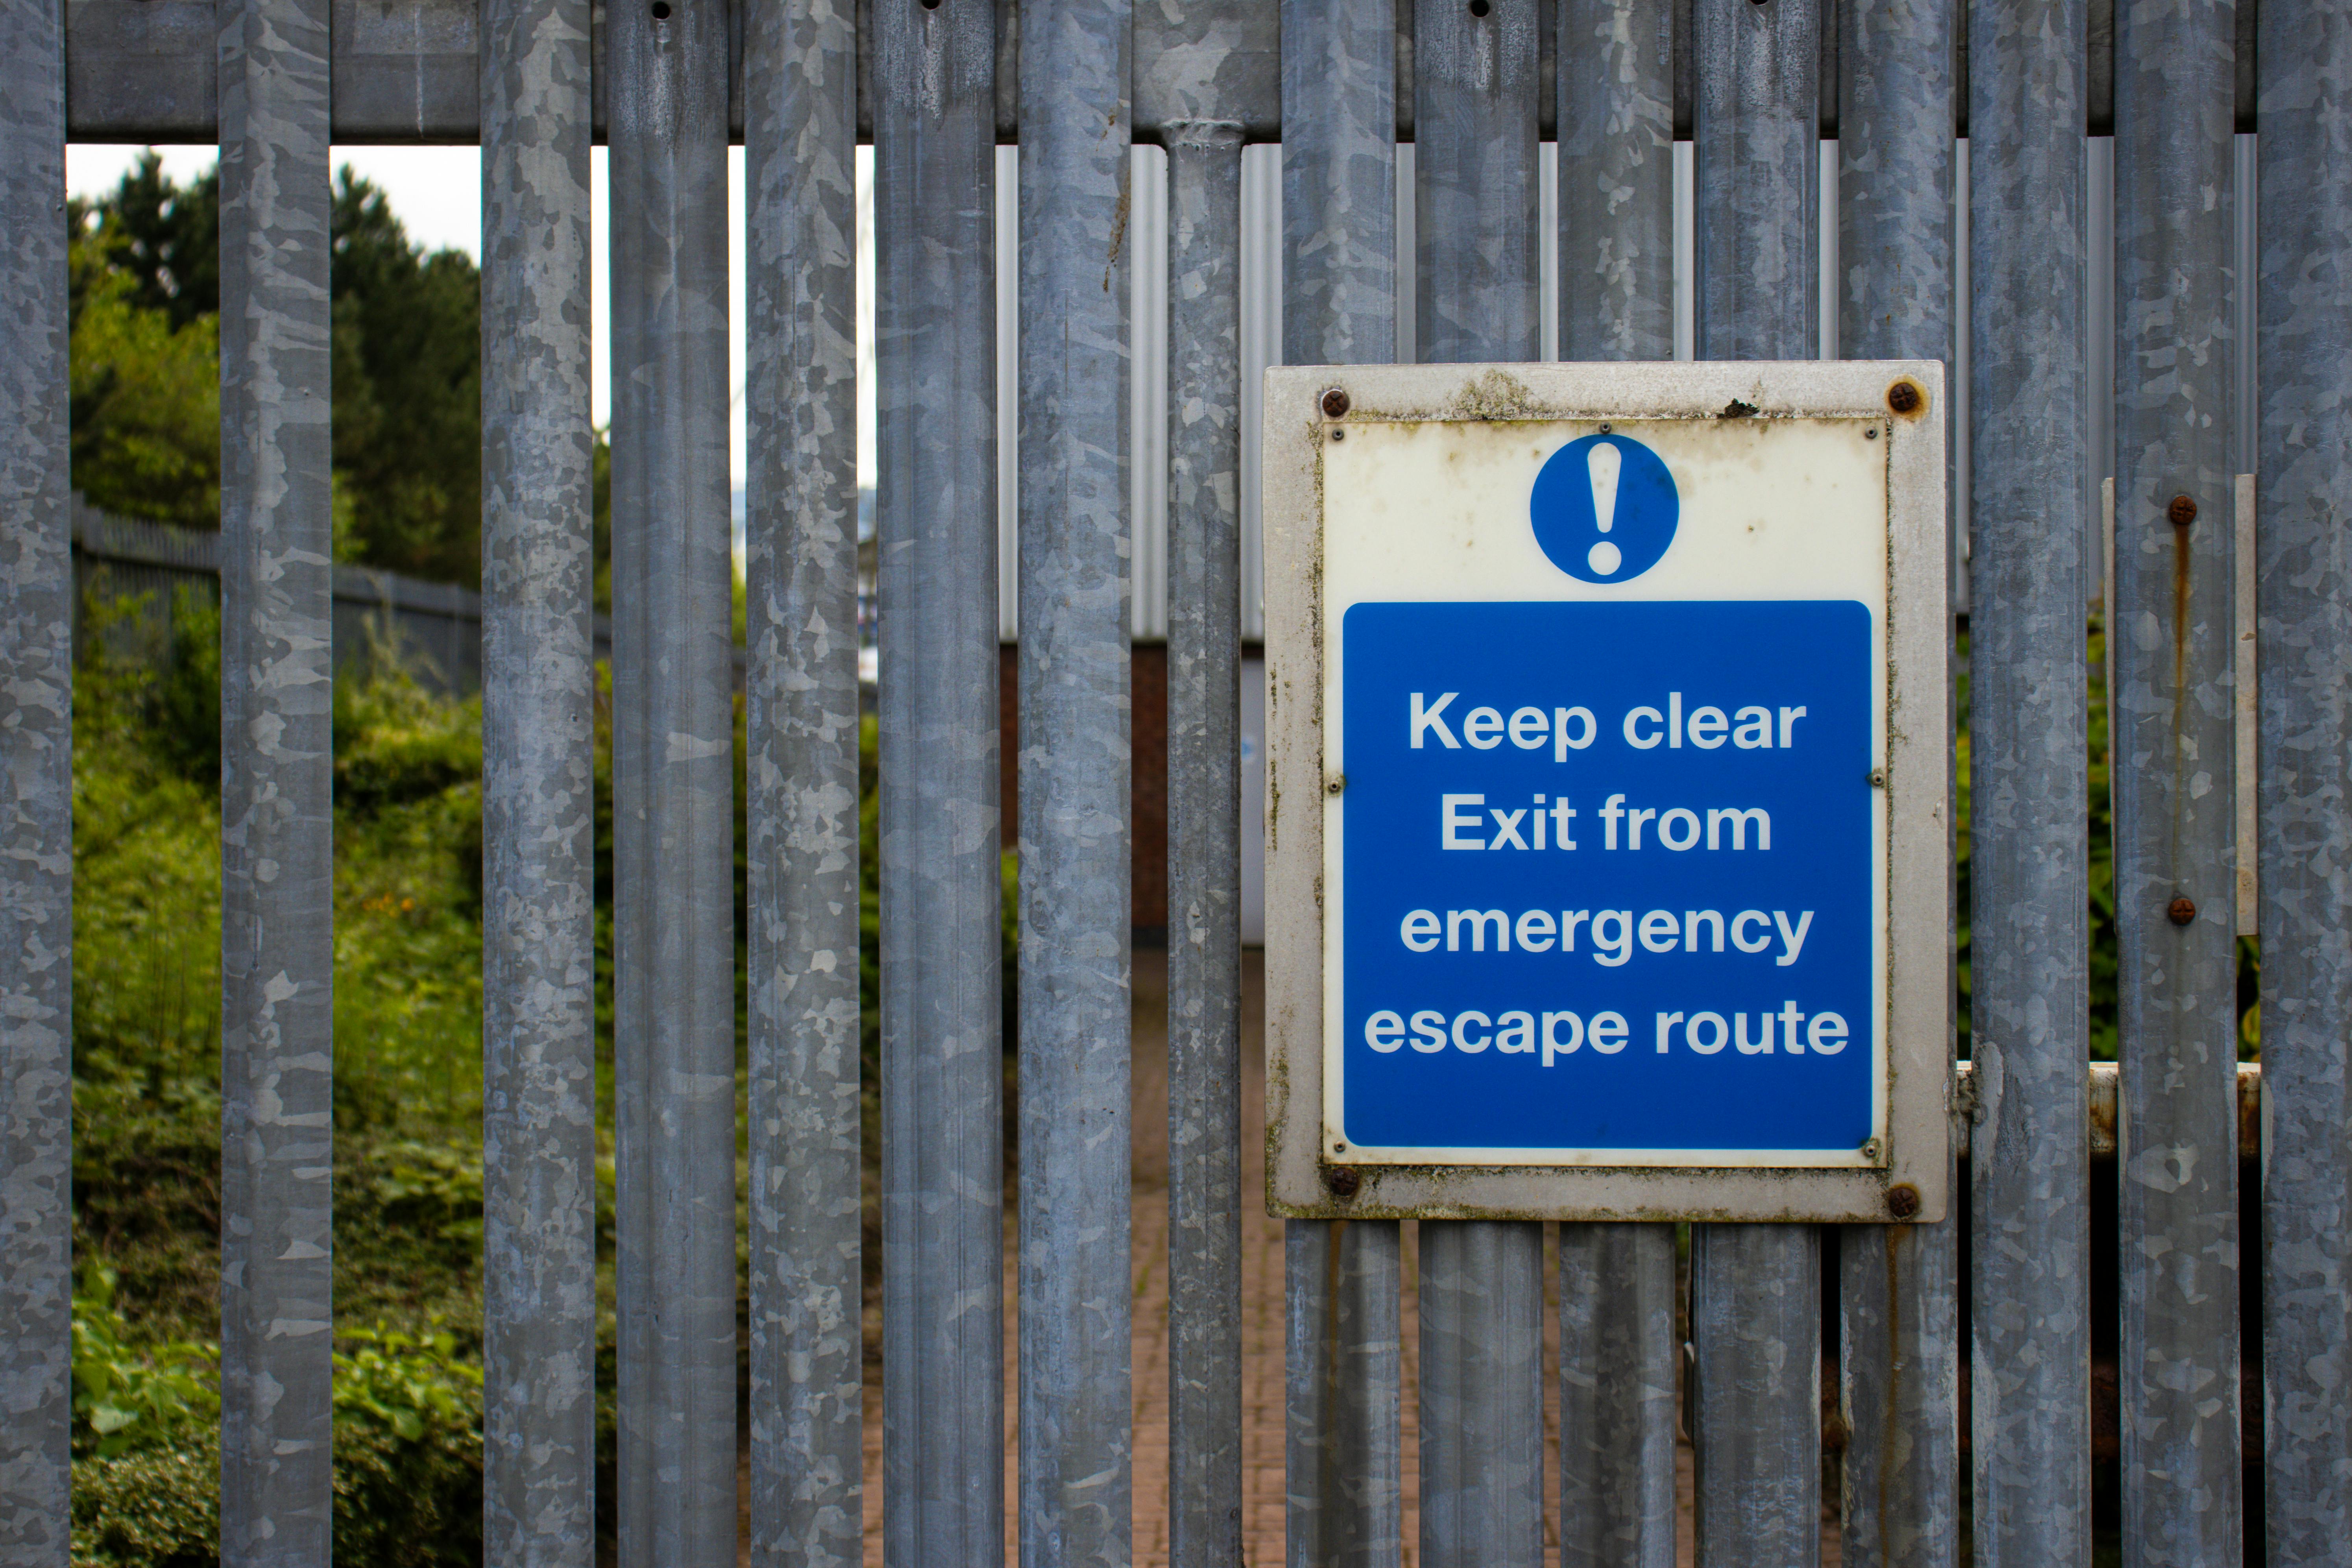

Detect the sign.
[{"left": 1262, "top": 364, "right": 1949, "bottom": 1224}]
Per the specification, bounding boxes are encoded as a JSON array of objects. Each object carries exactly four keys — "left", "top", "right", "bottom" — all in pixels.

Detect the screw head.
[
  {"left": 1325, "top": 1166, "right": 1361, "bottom": 1199},
  {"left": 1326, "top": 775, "right": 1345, "bottom": 795},
  {"left": 1321, "top": 388, "right": 1351, "bottom": 418},
  {"left": 1885, "top": 1183, "right": 1922, "bottom": 1220},
  {"left": 2168, "top": 896, "right": 2197, "bottom": 926},
  {"left": 2167, "top": 493, "right": 2199, "bottom": 527},
  {"left": 1886, "top": 381, "right": 1922, "bottom": 415}
]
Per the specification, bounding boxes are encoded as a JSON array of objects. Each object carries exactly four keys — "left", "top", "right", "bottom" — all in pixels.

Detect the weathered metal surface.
[
  {"left": 52, "top": 0, "right": 2277, "bottom": 142},
  {"left": 1410, "top": 3, "right": 1543, "bottom": 1561},
  {"left": 1557, "top": 1226, "right": 1676, "bottom": 1568},
  {"left": 1689, "top": 1225, "right": 1821, "bottom": 1566},
  {"left": 1016, "top": 2, "right": 1134, "bottom": 1564},
  {"left": 1691, "top": 0, "right": 1819, "bottom": 362},
  {"left": 1283, "top": 1219, "right": 1402, "bottom": 1568},
  {"left": 216, "top": 0, "right": 338, "bottom": 1557},
  {"left": 1280, "top": 1, "right": 1402, "bottom": 1561},
  {"left": 1965, "top": 1, "right": 2092, "bottom": 1556},
  {"left": 1166, "top": 116, "right": 1246, "bottom": 1568},
  {"left": 1688, "top": 0, "right": 1821, "bottom": 1556},
  {"left": 743, "top": 0, "right": 862, "bottom": 1564},
  {"left": 1552, "top": 7, "right": 1676, "bottom": 1556},
  {"left": 1418, "top": 1224, "right": 1543, "bottom": 1567},
  {"left": 2257, "top": 5, "right": 2352, "bottom": 1558},
  {"left": 2234, "top": 474, "right": 2255, "bottom": 936},
  {"left": 874, "top": 2, "right": 1005, "bottom": 1562},
  {"left": 1556, "top": 0, "right": 1672, "bottom": 364},
  {"left": 1413, "top": 0, "right": 1539, "bottom": 368},
  {"left": 1835, "top": 2, "right": 1957, "bottom": 1563},
  {"left": 1949, "top": 1060, "right": 2258, "bottom": 1163},
  {"left": 1280, "top": 0, "right": 1397, "bottom": 369},
  {"left": 1136, "top": 0, "right": 1278, "bottom": 139},
  {"left": 607, "top": 0, "right": 738, "bottom": 1561},
  {"left": 0, "top": 2, "right": 71, "bottom": 1560},
  {"left": 2112, "top": 0, "right": 2244, "bottom": 1557},
  {"left": 479, "top": 0, "right": 597, "bottom": 1557}
]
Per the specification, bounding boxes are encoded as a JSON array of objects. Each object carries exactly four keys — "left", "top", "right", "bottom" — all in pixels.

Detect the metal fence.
[
  {"left": 70, "top": 499, "right": 526, "bottom": 694},
  {"left": 3, "top": 1, "right": 2346, "bottom": 1566}
]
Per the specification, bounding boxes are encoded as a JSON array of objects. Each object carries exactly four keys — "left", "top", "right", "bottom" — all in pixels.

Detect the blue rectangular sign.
[{"left": 1338, "top": 599, "right": 1875, "bottom": 1156}]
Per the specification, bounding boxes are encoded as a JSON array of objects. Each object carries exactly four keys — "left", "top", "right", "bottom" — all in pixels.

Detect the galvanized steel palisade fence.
[{"left": 3, "top": 3, "right": 2348, "bottom": 1568}]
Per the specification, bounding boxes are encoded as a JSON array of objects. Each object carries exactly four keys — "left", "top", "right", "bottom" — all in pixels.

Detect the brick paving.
[{"left": 833, "top": 947, "right": 1840, "bottom": 1567}]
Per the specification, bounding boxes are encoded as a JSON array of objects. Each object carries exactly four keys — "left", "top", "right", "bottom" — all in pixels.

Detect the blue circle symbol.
[{"left": 1529, "top": 433, "right": 1680, "bottom": 584}]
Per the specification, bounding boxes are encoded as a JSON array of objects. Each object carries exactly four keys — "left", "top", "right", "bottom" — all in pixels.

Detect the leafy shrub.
[
  {"left": 72, "top": 1270, "right": 218, "bottom": 1462},
  {"left": 70, "top": 1300, "right": 485, "bottom": 1568}
]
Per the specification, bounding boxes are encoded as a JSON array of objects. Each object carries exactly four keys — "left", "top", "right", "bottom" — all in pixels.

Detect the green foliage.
[
  {"left": 65, "top": 153, "right": 606, "bottom": 587},
  {"left": 2086, "top": 613, "right": 2120, "bottom": 1060},
  {"left": 71, "top": 1437, "right": 219, "bottom": 1568},
  {"left": 72, "top": 1270, "right": 218, "bottom": 1462},
  {"left": 68, "top": 244, "right": 221, "bottom": 532},
  {"left": 66, "top": 154, "right": 218, "bottom": 331},
  {"left": 69, "top": 1313, "right": 485, "bottom": 1568},
  {"left": 327, "top": 170, "right": 481, "bottom": 582}
]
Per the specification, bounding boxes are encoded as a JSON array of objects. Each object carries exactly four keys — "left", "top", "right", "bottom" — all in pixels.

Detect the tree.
[{"left": 68, "top": 155, "right": 517, "bottom": 587}]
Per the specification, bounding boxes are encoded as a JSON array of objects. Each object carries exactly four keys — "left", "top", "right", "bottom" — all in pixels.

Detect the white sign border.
[{"left": 1263, "top": 360, "right": 1952, "bottom": 1224}]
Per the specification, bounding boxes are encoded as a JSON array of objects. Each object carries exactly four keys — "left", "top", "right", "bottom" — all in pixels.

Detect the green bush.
[{"left": 71, "top": 1275, "right": 485, "bottom": 1568}]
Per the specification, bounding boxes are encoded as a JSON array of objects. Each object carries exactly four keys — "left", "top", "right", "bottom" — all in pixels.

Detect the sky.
[{"left": 65, "top": 142, "right": 883, "bottom": 510}]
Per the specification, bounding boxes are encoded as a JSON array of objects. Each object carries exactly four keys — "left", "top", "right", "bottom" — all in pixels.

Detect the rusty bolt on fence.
[
  {"left": 2168, "top": 896, "right": 2198, "bottom": 926},
  {"left": 1886, "top": 381, "right": 1922, "bottom": 416},
  {"left": 1325, "top": 1167, "right": 1361, "bottom": 1199},
  {"left": 1321, "top": 388, "right": 1351, "bottom": 418},
  {"left": 2167, "top": 493, "right": 2199, "bottom": 527},
  {"left": 1885, "top": 1183, "right": 1922, "bottom": 1221}
]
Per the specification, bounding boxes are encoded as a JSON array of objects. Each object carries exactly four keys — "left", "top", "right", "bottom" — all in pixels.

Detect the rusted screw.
[
  {"left": 1886, "top": 381, "right": 1922, "bottom": 416},
  {"left": 1325, "top": 1166, "right": 1361, "bottom": 1199},
  {"left": 2167, "top": 493, "right": 2199, "bottom": 527},
  {"left": 1326, "top": 775, "right": 1345, "bottom": 795},
  {"left": 2168, "top": 896, "right": 2197, "bottom": 926},
  {"left": 1321, "top": 388, "right": 1351, "bottom": 418},
  {"left": 1885, "top": 1183, "right": 1922, "bottom": 1221}
]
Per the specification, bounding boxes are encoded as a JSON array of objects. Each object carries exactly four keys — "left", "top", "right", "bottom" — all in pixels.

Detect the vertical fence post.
[
  {"left": 1016, "top": 1, "right": 1135, "bottom": 1562},
  {"left": 608, "top": 0, "right": 737, "bottom": 1559},
  {"left": 0, "top": 0, "right": 70, "bottom": 1559},
  {"left": 743, "top": 1, "right": 863, "bottom": 1564},
  {"left": 479, "top": 0, "right": 597, "bottom": 1556},
  {"left": 1412, "top": 4, "right": 1543, "bottom": 1564},
  {"left": 1554, "top": 3, "right": 1679, "bottom": 1561},
  {"left": 874, "top": 2, "right": 1005, "bottom": 1561},
  {"left": 2112, "top": 0, "right": 2244, "bottom": 1559},
  {"left": 216, "top": 0, "right": 338, "bottom": 1555},
  {"left": 1280, "top": 4, "right": 1403, "bottom": 1564},
  {"left": 1166, "top": 113, "right": 1247, "bottom": 1568},
  {"left": 1834, "top": 2, "right": 1958, "bottom": 1563},
  {"left": 1689, "top": 0, "right": 1824, "bottom": 1561},
  {"left": 2257, "top": 7, "right": 2352, "bottom": 1560},
  {"left": 1964, "top": 0, "right": 2093, "bottom": 1563}
]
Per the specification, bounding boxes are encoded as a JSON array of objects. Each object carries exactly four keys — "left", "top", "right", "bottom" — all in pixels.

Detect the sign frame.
[{"left": 1262, "top": 360, "right": 1951, "bottom": 1224}]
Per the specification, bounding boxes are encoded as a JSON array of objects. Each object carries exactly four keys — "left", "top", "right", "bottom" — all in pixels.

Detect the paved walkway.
[{"left": 848, "top": 948, "right": 1776, "bottom": 1567}]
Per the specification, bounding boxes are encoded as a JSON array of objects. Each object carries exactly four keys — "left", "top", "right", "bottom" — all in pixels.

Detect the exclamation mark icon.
[{"left": 1586, "top": 441, "right": 1623, "bottom": 577}]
